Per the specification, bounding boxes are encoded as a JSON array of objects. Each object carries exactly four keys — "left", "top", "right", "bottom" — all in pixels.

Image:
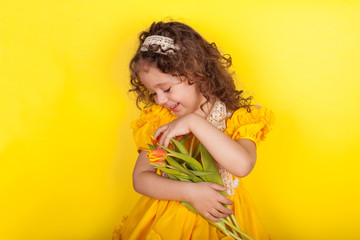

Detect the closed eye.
[{"left": 150, "top": 87, "right": 171, "bottom": 96}]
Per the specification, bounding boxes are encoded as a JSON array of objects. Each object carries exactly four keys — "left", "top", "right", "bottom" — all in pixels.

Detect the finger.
[
  {"left": 157, "top": 128, "right": 170, "bottom": 146},
  {"left": 163, "top": 131, "right": 172, "bottom": 148},
  {"left": 215, "top": 202, "right": 233, "bottom": 215},
  {"left": 210, "top": 207, "right": 228, "bottom": 219},
  {"left": 218, "top": 195, "right": 234, "bottom": 206},
  {"left": 203, "top": 212, "right": 220, "bottom": 223},
  {"left": 210, "top": 183, "right": 227, "bottom": 192},
  {"left": 159, "top": 127, "right": 171, "bottom": 147},
  {"left": 154, "top": 125, "right": 168, "bottom": 139}
]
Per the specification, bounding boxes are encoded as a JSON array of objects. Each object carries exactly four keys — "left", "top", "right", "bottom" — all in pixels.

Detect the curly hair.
[{"left": 129, "top": 21, "right": 253, "bottom": 112}]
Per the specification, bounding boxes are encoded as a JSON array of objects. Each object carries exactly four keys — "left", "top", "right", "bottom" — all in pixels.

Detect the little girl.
[{"left": 113, "top": 21, "right": 275, "bottom": 240}]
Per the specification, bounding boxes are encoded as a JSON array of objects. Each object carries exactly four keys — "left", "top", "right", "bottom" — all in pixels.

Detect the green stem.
[
  {"left": 189, "top": 135, "right": 195, "bottom": 156},
  {"left": 226, "top": 207, "right": 244, "bottom": 239},
  {"left": 208, "top": 221, "right": 232, "bottom": 238},
  {"left": 229, "top": 211, "right": 241, "bottom": 230},
  {"left": 225, "top": 205, "right": 240, "bottom": 229},
  {"left": 221, "top": 218, "right": 254, "bottom": 240},
  {"left": 226, "top": 215, "right": 240, "bottom": 238},
  {"left": 227, "top": 231, "right": 243, "bottom": 240}
]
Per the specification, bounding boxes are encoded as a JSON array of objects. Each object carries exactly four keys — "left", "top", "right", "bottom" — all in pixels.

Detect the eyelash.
[{"left": 151, "top": 87, "right": 171, "bottom": 96}]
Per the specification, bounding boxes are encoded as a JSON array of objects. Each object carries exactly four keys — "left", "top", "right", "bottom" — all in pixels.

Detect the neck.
[{"left": 193, "top": 97, "right": 217, "bottom": 119}]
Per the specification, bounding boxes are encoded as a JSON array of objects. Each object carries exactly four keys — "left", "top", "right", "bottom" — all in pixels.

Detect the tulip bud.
[
  {"left": 147, "top": 148, "right": 167, "bottom": 163},
  {"left": 151, "top": 136, "right": 159, "bottom": 147}
]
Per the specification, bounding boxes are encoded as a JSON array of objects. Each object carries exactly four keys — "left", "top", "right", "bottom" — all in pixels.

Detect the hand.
[
  {"left": 154, "top": 114, "right": 198, "bottom": 147},
  {"left": 186, "top": 182, "right": 234, "bottom": 222}
]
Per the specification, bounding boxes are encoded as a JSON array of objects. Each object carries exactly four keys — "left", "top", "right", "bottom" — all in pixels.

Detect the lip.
[{"left": 169, "top": 103, "right": 179, "bottom": 111}]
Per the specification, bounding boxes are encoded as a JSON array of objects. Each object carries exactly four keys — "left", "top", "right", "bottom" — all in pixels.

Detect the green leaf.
[
  {"left": 181, "top": 161, "right": 200, "bottom": 172},
  {"left": 171, "top": 138, "right": 189, "bottom": 155},
  {"left": 198, "top": 143, "right": 226, "bottom": 195},
  {"left": 167, "top": 173, "right": 192, "bottom": 182},
  {"left": 166, "top": 156, "right": 185, "bottom": 170},
  {"left": 160, "top": 145, "right": 203, "bottom": 171},
  {"left": 199, "top": 143, "right": 223, "bottom": 185},
  {"left": 147, "top": 143, "right": 157, "bottom": 151},
  {"left": 166, "top": 156, "right": 203, "bottom": 182},
  {"left": 179, "top": 135, "right": 190, "bottom": 146},
  {"left": 189, "top": 135, "right": 196, "bottom": 156},
  {"left": 192, "top": 141, "right": 201, "bottom": 159},
  {"left": 188, "top": 170, "right": 213, "bottom": 176},
  {"left": 170, "top": 155, "right": 183, "bottom": 164},
  {"left": 167, "top": 173, "right": 178, "bottom": 180},
  {"left": 150, "top": 163, "right": 191, "bottom": 179},
  {"left": 176, "top": 177, "right": 192, "bottom": 182}
]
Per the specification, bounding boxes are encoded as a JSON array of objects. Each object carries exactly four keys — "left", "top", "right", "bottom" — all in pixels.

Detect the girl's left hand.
[{"left": 154, "top": 113, "right": 198, "bottom": 147}]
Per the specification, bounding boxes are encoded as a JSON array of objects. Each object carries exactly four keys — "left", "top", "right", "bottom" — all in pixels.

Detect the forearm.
[
  {"left": 190, "top": 114, "right": 256, "bottom": 177},
  {"left": 133, "top": 158, "right": 193, "bottom": 201},
  {"left": 133, "top": 172, "right": 191, "bottom": 200}
]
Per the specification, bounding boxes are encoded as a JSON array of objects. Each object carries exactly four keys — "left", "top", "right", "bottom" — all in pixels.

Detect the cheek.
[
  {"left": 187, "top": 85, "right": 202, "bottom": 101},
  {"left": 174, "top": 82, "right": 202, "bottom": 106}
]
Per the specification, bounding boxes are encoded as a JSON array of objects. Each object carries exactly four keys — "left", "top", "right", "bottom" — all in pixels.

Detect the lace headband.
[{"left": 140, "top": 35, "right": 179, "bottom": 55}]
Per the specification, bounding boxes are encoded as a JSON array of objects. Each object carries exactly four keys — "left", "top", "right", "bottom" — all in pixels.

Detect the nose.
[{"left": 155, "top": 92, "right": 168, "bottom": 105}]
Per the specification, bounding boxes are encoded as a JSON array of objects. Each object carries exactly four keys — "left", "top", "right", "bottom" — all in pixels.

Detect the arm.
[
  {"left": 133, "top": 150, "right": 193, "bottom": 201},
  {"left": 154, "top": 113, "right": 257, "bottom": 178},
  {"left": 132, "top": 150, "right": 233, "bottom": 222}
]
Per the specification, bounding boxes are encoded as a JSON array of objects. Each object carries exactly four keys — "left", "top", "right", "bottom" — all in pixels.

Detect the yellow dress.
[{"left": 113, "top": 104, "right": 275, "bottom": 240}]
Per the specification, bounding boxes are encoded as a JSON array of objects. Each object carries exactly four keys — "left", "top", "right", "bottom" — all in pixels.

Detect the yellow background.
[{"left": 1, "top": 0, "right": 359, "bottom": 239}]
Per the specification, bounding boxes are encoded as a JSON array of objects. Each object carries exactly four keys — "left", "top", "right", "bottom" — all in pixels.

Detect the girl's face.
[{"left": 138, "top": 63, "right": 208, "bottom": 118}]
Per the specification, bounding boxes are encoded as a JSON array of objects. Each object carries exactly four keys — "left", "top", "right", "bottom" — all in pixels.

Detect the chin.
[{"left": 173, "top": 111, "right": 187, "bottom": 117}]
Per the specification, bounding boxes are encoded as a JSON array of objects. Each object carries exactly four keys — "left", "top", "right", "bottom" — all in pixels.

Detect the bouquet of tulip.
[{"left": 147, "top": 135, "right": 254, "bottom": 240}]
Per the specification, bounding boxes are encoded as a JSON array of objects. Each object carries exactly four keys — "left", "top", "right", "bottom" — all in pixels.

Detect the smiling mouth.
[{"left": 170, "top": 103, "right": 179, "bottom": 110}]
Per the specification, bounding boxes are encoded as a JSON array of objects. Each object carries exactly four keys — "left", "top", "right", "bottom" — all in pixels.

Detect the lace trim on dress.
[{"left": 207, "top": 101, "right": 239, "bottom": 196}]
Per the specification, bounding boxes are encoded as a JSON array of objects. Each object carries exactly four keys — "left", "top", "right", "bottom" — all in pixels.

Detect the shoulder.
[
  {"left": 225, "top": 105, "right": 275, "bottom": 147},
  {"left": 131, "top": 105, "right": 177, "bottom": 130},
  {"left": 130, "top": 105, "right": 177, "bottom": 152},
  {"left": 227, "top": 104, "right": 275, "bottom": 125}
]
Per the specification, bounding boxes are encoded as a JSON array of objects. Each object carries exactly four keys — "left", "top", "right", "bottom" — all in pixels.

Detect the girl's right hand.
[{"left": 186, "top": 182, "right": 234, "bottom": 222}]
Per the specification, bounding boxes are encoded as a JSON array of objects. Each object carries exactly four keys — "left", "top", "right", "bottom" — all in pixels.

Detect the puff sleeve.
[
  {"left": 130, "top": 105, "right": 177, "bottom": 152},
  {"left": 224, "top": 105, "right": 275, "bottom": 147}
]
